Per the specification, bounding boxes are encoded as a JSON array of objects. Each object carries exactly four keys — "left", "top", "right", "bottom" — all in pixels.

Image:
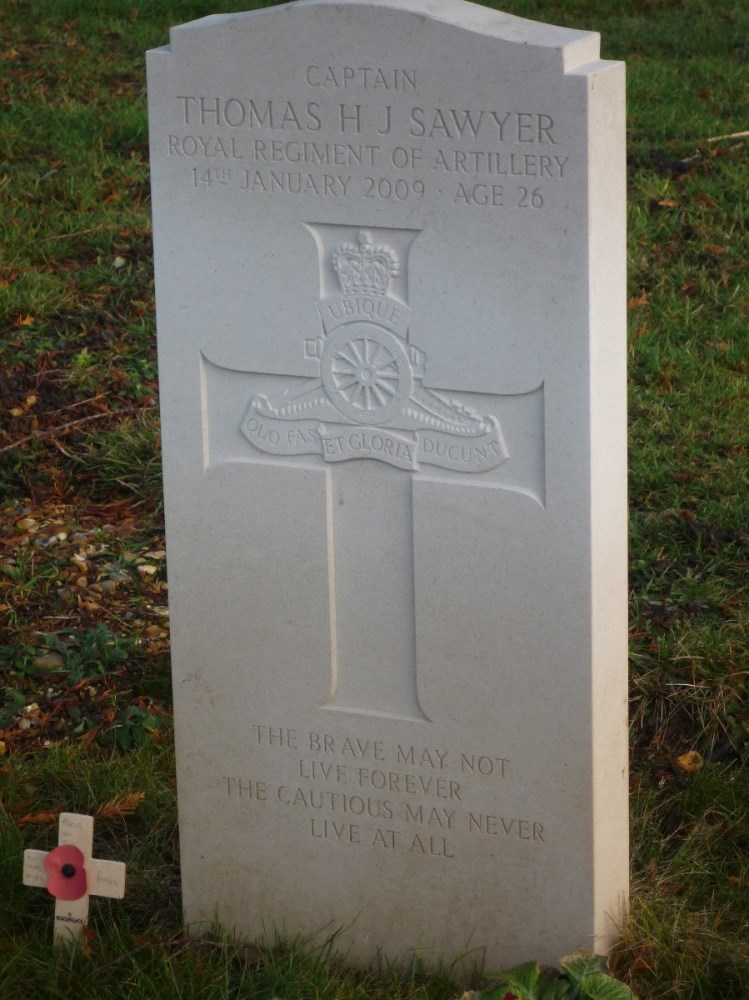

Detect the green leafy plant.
[
  {"left": 46, "top": 623, "right": 129, "bottom": 681},
  {"left": 0, "top": 689, "right": 26, "bottom": 729},
  {"left": 479, "top": 954, "right": 636, "bottom": 1000},
  {"left": 105, "top": 704, "right": 165, "bottom": 750}
]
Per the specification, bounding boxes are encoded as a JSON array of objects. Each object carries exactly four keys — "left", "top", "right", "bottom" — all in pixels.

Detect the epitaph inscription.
[{"left": 223, "top": 723, "right": 546, "bottom": 862}]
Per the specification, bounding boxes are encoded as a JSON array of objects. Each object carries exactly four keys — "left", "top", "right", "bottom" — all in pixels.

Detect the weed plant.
[{"left": 1, "top": 0, "right": 747, "bottom": 998}]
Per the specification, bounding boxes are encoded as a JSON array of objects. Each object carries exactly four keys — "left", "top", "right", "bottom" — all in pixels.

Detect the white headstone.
[
  {"left": 23, "top": 812, "right": 126, "bottom": 946},
  {"left": 147, "top": 0, "right": 628, "bottom": 971}
]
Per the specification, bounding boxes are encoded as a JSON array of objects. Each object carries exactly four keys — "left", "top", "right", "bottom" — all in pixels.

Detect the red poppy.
[{"left": 43, "top": 844, "right": 88, "bottom": 901}]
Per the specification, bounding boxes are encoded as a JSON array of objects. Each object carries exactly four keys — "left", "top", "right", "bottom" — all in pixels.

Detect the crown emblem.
[{"left": 332, "top": 231, "right": 400, "bottom": 297}]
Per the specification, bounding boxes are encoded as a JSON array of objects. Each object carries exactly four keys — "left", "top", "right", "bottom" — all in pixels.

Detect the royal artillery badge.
[{"left": 241, "top": 227, "right": 508, "bottom": 474}]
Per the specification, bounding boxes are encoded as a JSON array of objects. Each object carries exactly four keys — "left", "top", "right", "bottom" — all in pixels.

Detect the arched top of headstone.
[{"left": 163, "top": 0, "right": 602, "bottom": 75}]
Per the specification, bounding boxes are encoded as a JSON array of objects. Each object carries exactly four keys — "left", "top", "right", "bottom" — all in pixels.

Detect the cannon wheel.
[{"left": 321, "top": 322, "right": 414, "bottom": 425}]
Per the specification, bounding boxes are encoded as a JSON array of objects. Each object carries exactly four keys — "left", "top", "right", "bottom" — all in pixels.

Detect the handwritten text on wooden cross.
[{"left": 23, "top": 812, "right": 126, "bottom": 946}]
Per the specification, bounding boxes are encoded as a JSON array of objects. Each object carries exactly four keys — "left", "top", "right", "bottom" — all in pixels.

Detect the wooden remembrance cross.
[
  {"left": 209, "top": 224, "right": 542, "bottom": 722},
  {"left": 23, "top": 812, "right": 126, "bottom": 946}
]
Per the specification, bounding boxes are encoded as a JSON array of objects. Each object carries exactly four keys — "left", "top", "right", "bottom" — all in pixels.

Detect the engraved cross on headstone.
[
  {"left": 23, "top": 812, "right": 126, "bottom": 947},
  {"left": 210, "top": 224, "right": 541, "bottom": 722}
]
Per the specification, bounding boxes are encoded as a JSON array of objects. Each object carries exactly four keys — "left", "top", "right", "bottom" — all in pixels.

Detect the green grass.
[
  {"left": 1, "top": 0, "right": 747, "bottom": 997},
  {"left": 1, "top": 749, "right": 460, "bottom": 1000}
]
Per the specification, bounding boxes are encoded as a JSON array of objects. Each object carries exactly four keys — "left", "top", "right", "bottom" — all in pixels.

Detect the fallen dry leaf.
[
  {"left": 628, "top": 290, "right": 649, "bottom": 309},
  {"left": 96, "top": 791, "right": 145, "bottom": 820},
  {"left": 675, "top": 750, "right": 703, "bottom": 773},
  {"left": 144, "top": 624, "right": 168, "bottom": 638},
  {"left": 694, "top": 193, "right": 717, "bottom": 210},
  {"left": 18, "top": 810, "right": 60, "bottom": 827}
]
